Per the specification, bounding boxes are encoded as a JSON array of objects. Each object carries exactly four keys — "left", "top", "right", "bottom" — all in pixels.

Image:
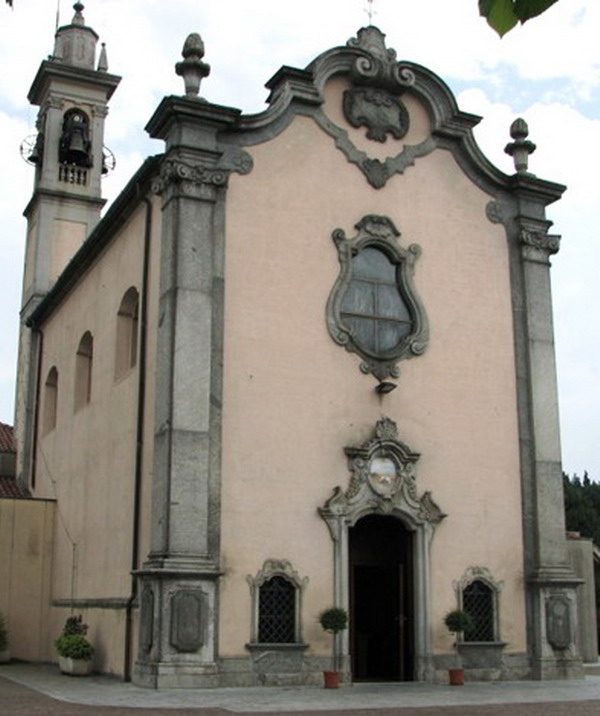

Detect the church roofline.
[{"left": 27, "top": 154, "right": 162, "bottom": 329}]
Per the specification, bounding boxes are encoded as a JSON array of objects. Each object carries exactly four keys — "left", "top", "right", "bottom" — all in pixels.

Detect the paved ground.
[{"left": 2, "top": 663, "right": 600, "bottom": 715}]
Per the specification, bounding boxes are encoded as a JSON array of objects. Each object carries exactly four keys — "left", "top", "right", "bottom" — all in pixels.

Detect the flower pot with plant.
[
  {"left": 0, "top": 611, "right": 9, "bottom": 664},
  {"left": 319, "top": 606, "right": 348, "bottom": 688},
  {"left": 55, "top": 614, "right": 94, "bottom": 676},
  {"left": 443, "top": 609, "right": 473, "bottom": 686}
]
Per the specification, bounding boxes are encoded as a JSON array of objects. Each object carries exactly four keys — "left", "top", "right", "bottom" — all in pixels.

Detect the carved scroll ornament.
[{"left": 319, "top": 418, "right": 445, "bottom": 539}]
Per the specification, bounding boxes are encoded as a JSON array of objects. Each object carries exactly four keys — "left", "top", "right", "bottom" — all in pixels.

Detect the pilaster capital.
[
  {"left": 152, "top": 158, "right": 230, "bottom": 196},
  {"left": 520, "top": 227, "right": 561, "bottom": 263},
  {"left": 152, "top": 147, "right": 253, "bottom": 199}
]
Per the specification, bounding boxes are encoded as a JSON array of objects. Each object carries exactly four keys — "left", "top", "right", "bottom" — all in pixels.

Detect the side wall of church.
[
  {"left": 219, "top": 78, "right": 526, "bottom": 664},
  {"left": 31, "top": 196, "right": 161, "bottom": 675}
]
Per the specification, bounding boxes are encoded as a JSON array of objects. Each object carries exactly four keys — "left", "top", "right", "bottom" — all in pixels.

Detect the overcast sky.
[{"left": 0, "top": 1, "right": 598, "bottom": 479}]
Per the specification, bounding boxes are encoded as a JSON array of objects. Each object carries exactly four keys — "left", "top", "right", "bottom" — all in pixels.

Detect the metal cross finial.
[{"left": 364, "top": 0, "right": 377, "bottom": 25}]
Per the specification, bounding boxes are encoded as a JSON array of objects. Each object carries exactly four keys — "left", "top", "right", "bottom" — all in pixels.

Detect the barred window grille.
[
  {"left": 463, "top": 580, "right": 495, "bottom": 641},
  {"left": 258, "top": 576, "right": 296, "bottom": 643}
]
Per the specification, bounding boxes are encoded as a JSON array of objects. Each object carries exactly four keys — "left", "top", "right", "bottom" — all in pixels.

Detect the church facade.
[{"left": 11, "top": 4, "right": 583, "bottom": 687}]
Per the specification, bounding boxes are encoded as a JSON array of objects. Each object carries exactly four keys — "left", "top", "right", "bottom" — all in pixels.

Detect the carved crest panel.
[
  {"left": 343, "top": 87, "right": 409, "bottom": 143},
  {"left": 326, "top": 215, "right": 428, "bottom": 381}
]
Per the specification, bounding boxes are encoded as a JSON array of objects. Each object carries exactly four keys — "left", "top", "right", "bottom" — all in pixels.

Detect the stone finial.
[
  {"left": 175, "top": 33, "right": 211, "bottom": 98},
  {"left": 72, "top": 2, "right": 85, "bottom": 26},
  {"left": 97, "top": 42, "right": 108, "bottom": 72},
  {"left": 504, "top": 118, "right": 536, "bottom": 174}
]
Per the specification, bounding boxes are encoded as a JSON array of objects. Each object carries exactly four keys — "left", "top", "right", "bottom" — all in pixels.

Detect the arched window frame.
[
  {"left": 115, "top": 286, "right": 139, "bottom": 380},
  {"left": 453, "top": 566, "right": 503, "bottom": 643},
  {"left": 42, "top": 366, "right": 58, "bottom": 435},
  {"left": 246, "top": 559, "right": 308, "bottom": 645},
  {"left": 326, "top": 214, "right": 428, "bottom": 381},
  {"left": 74, "top": 331, "right": 93, "bottom": 411}
]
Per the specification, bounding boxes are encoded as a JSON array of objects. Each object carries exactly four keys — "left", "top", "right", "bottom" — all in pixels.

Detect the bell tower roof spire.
[{"left": 52, "top": 2, "right": 99, "bottom": 70}]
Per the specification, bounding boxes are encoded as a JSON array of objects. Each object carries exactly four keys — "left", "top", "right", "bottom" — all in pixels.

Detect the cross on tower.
[{"left": 365, "top": 0, "right": 377, "bottom": 25}]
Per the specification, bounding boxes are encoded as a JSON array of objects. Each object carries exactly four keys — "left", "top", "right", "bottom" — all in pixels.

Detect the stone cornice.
[
  {"left": 145, "top": 95, "right": 241, "bottom": 141},
  {"left": 28, "top": 59, "right": 121, "bottom": 105}
]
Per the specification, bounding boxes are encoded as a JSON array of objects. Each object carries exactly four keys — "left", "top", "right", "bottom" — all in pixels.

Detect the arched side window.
[
  {"left": 453, "top": 567, "right": 503, "bottom": 643},
  {"left": 115, "top": 287, "right": 139, "bottom": 379},
  {"left": 258, "top": 576, "right": 296, "bottom": 643},
  {"left": 43, "top": 366, "right": 58, "bottom": 434},
  {"left": 74, "top": 331, "right": 93, "bottom": 411},
  {"left": 247, "top": 559, "right": 308, "bottom": 645},
  {"left": 463, "top": 580, "right": 495, "bottom": 642}
]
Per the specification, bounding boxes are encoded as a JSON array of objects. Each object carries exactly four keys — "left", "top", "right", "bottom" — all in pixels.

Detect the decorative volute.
[{"left": 53, "top": 3, "right": 99, "bottom": 70}]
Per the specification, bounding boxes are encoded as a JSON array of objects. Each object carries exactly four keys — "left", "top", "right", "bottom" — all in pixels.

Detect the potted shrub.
[
  {"left": 443, "top": 609, "right": 473, "bottom": 686},
  {"left": 319, "top": 606, "right": 348, "bottom": 688},
  {"left": 0, "top": 611, "right": 9, "bottom": 663},
  {"left": 55, "top": 614, "right": 94, "bottom": 676}
]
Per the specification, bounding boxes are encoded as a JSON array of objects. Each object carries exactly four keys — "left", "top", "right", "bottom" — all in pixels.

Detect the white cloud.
[{"left": 0, "top": 0, "right": 598, "bottom": 478}]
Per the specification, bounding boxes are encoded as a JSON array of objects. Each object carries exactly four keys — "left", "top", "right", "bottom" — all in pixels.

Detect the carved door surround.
[{"left": 319, "top": 417, "right": 445, "bottom": 681}]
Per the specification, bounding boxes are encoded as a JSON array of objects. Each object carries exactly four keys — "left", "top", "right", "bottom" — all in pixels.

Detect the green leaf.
[
  {"left": 479, "top": 0, "right": 519, "bottom": 37},
  {"left": 514, "top": 0, "right": 559, "bottom": 22}
]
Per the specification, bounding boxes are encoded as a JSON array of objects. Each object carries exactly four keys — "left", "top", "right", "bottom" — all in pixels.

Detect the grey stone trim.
[
  {"left": 150, "top": 151, "right": 253, "bottom": 198},
  {"left": 219, "top": 653, "right": 333, "bottom": 688},
  {"left": 457, "top": 642, "right": 507, "bottom": 669},
  {"left": 313, "top": 108, "right": 436, "bottom": 189},
  {"left": 51, "top": 598, "right": 131, "bottom": 609},
  {"left": 246, "top": 559, "right": 308, "bottom": 644},
  {"left": 432, "top": 650, "right": 529, "bottom": 683},
  {"left": 326, "top": 215, "right": 429, "bottom": 380},
  {"left": 493, "top": 162, "right": 581, "bottom": 679},
  {"left": 453, "top": 566, "right": 504, "bottom": 642},
  {"left": 217, "top": 27, "right": 516, "bottom": 194},
  {"left": 28, "top": 59, "right": 121, "bottom": 106},
  {"left": 319, "top": 417, "right": 443, "bottom": 682}
]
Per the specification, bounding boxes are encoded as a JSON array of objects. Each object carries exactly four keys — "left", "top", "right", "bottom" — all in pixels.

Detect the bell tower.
[{"left": 16, "top": 3, "right": 120, "bottom": 486}]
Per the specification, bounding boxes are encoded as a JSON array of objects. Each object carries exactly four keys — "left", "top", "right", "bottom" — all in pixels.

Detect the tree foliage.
[
  {"left": 563, "top": 472, "right": 600, "bottom": 545},
  {"left": 479, "top": 0, "right": 559, "bottom": 36}
]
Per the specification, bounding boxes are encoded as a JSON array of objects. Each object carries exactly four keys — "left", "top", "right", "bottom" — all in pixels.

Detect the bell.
[
  {"left": 64, "top": 130, "right": 89, "bottom": 166},
  {"left": 29, "top": 144, "right": 40, "bottom": 165}
]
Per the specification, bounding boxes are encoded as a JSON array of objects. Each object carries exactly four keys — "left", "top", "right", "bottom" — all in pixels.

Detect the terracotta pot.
[
  {"left": 323, "top": 670, "right": 341, "bottom": 688},
  {"left": 448, "top": 667, "right": 465, "bottom": 686}
]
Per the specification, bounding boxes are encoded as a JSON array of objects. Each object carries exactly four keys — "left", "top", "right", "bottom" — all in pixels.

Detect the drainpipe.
[
  {"left": 24, "top": 324, "right": 43, "bottom": 493},
  {"left": 123, "top": 191, "right": 152, "bottom": 681}
]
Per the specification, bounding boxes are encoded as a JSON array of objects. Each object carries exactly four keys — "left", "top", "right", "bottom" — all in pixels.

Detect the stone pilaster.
[
  {"left": 133, "top": 94, "right": 251, "bottom": 687},
  {"left": 509, "top": 173, "right": 583, "bottom": 679}
]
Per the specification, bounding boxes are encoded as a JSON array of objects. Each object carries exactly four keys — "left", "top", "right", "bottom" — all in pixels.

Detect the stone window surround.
[
  {"left": 115, "top": 285, "right": 140, "bottom": 381},
  {"left": 453, "top": 566, "right": 504, "bottom": 643},
  {"left": 246, "top": 559, "right": 309, "bottom": 647}
]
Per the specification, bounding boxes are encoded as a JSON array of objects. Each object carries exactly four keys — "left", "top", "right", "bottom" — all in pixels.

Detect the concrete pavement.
[{"left": 2, "top": 662, "right": 600, "bottom": 714}]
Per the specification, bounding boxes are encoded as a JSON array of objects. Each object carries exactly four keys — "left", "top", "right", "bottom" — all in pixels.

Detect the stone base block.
[
  {"left": 532, "top": 656, "right": 585, "bottom": 680},
  {"left": 134, "top": 660, "right": 220, "bottom": 688}
]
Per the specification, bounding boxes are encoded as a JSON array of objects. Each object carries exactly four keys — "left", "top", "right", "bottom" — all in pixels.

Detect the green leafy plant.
[
  {"left": 444, "top": 609, "right": 474, "bottom": 636},
  {"left": 479, "top": 0, "right": 559, "bottom": 37},
  {"left": 55, "top": 634, "right": 94, "bottom": 660},
  {"left": 319, "top": 607, "right": 348, "bottom": 671},
  {"left": 63, "top": 614, "right": 88, "bottom": 636},
  {"left": 0, "top": 612, "right": 8, "bottom": 652},
  {"left": 56, "top": 614, "right": 93, "bottom": 661}
]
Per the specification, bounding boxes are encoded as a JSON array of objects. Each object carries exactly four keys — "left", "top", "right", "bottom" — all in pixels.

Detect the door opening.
[{"left": 349, "top": 514, "right": 414, "bottom": 681}]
